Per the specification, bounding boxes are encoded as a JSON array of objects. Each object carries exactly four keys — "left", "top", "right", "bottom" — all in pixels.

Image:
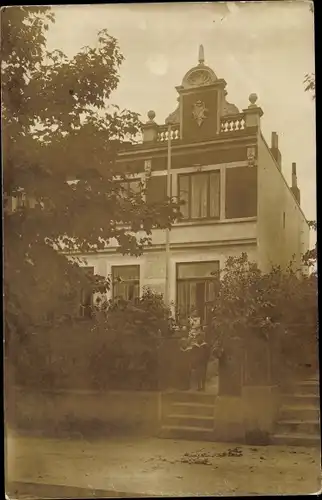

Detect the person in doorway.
[
  {"left": 195, "top": 330, "right": 212, "bottom": 391},
  {"left": 190, "top": 330, "right": 211, "bottom": 391}
]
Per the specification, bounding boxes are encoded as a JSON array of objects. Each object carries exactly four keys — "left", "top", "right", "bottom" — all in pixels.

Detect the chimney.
[
  {"left": 291, "top": 162, "right": 301, "bottom": 205},
  {"left": 270, "top": 132, "right": 282, "bottom": 170}
]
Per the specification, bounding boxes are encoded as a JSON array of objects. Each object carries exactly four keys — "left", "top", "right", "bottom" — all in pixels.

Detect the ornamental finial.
[{"left": 198, "top": 44, "right": 205, "bottom": 65}]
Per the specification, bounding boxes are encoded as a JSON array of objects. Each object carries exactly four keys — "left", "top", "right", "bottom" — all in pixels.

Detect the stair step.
[
  {"left": 168, "top": 414, "right": 213, "bottom": 420},
  {"left": 276, "top": 419, "right": 320, "bottom": 435},
  {"left": 293, "top": 381, "right": 320, "bottom": 396},
  {"left": 165, "top": 414, "right": 214, "bottom": 429},
  {"left": 284, "top": 394, "right": 320, "bottom": 406},
  {"left": 159, "top": 425, "right": 214, "bottom": 441},
  {"left": 162, "top": 424, "right": 213, "bottom": 432},
  {"left": 272, "top": 433, "right": 321, "bottom": 447},
  {"left": 162, "top": 391, "right": 215, "bottom": 405},
  {"left": 171, "top": 402, "right": 214, "bottom": 417},
  {"left": 279, "top": 405, "right": 320, "bottom": 421}
]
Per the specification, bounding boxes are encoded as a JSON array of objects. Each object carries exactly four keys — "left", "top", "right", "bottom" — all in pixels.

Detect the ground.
[{"left": 6, "top": 431, "right": 321, "bottom": 497}]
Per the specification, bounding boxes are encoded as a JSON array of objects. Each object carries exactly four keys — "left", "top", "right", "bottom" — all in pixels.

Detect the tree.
[
  {"left": 209, "top": 253, "right": 318, "bottom": 382},
  {"left": 304, "top": 3, "right": 315, "bottom": 99},
  {"left": 2, "top": 7, "right": 181, "bottom": 341},
  {"left": 303, "top": 220, "right": 317, "bottom": 267}
]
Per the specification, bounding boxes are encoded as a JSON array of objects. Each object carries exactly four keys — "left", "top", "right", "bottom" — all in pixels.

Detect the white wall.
[
  {"left": 257, "top": 135, "right": 309, "bottom": 272},
  {"left": 77, "top": 242, "right": 258, "bottom": 304}
]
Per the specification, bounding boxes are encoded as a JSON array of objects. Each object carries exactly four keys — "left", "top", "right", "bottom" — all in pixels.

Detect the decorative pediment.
[
  {"left": 182, "top": 65, "right": 217, "bottom": 89},
  {"left": 180, "top": 45, "right": 218, "bottom": 89},
  {"left": 165, "top": 105, "right": 180, "bottom": 125},
  {"left": 222, "top": 99, "right": 239, "bottom": 116}
]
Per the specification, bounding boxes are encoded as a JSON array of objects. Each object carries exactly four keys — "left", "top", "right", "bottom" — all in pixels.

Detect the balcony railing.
[
  {"left": 220, "top": 113, "right": 246, "bottom": 133},
  {"left": 156, "top": 124, "right": 180, "bottom": 142},
  {"left": 139, "top": 111, "right": 250, "bottom": 146}
]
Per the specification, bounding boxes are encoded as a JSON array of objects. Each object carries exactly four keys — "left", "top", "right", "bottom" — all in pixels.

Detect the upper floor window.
[
  {"left": 16, "top": 192, "right": 27, "bottom": 208},
  {"left": 119, "top": 178, "right": 142, "bottom": 198},
  {"left": 112, "top": 265, "right": 140, "bottom": 301},
  {"left": 178, "top": 171, "right": 220, "bottom": 220}
]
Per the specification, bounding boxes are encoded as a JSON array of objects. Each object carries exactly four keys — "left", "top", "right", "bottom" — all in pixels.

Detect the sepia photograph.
[{"left": 3, "top": 1, "right": 319, "bottom": 497}]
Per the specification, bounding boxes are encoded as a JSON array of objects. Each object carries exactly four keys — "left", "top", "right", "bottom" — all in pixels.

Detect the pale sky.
[{"left": 46, "top": 1, "right": 316, "bottom": 224}]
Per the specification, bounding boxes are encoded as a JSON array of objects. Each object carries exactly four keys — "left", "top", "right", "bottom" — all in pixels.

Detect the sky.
[{"left": 46, "top": 1, "right": 316, "bottom": 226}]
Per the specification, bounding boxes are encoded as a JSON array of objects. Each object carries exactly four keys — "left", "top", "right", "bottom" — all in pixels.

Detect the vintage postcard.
[{"left": 3, "top": 1, "right": 319, "bottom": 498}]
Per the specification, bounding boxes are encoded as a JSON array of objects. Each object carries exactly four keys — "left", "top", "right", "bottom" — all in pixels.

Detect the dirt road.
[{"left": 6, "top": 431, "right": 321, "bottom": 497}]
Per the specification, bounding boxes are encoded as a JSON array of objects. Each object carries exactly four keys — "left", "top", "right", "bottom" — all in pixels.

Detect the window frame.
[
  {"left": 118, "top": 177, "right": 143, "bottom": 198},
  {"left": 80, "top": 266, "right": 95, "bottom": 319},
  {"left": 112, "top": 264, "right": 140, "bottom": 301},
  {"left": 178, "top": 170, "right": 220, "bottom": 221},
  {"left": 176, "top": 260, "right": 220, "bottom": 324}
]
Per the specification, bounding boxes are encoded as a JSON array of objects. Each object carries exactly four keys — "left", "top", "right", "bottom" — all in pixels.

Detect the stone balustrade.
[
  {"left": 220, "top": 113, "right": 246, "bottom": 133},
  {"left": 156, "top": 124, "right": 180, "bottom": 142}
]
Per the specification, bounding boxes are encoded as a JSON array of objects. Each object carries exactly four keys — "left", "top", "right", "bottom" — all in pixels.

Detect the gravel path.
[{"left": 6, "top": 431, "right": 321, "bottom": 497}]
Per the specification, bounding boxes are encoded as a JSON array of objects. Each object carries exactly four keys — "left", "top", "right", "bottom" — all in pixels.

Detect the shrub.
[{"left": 12, "top": 288, "right": 176, "bottom": 391}]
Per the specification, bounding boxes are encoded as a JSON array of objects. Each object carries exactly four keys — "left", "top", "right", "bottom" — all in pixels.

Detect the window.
[
  {"left": 178, "top": 171, "right": 220, "bottom": 220},
  {"left": 283, "top": 212, "right": 286, "bottom": 229},
  {"left": 225, "top": 167, "right": 257, "bottom": 219},
  {"left": 119, "top": 179, "right": 142, "bottom": 198},
  {"left": 176, "top": 261, "right": 219, "bottom": 324},
  {"left": 80, "top": 266, "right": 94, "bottom": 318},
  {"left": 16, "top": 192, "right": 27, "bottom": 209},
  {"left": 112, "top": 265, "right": 140, "bottom": 301}
]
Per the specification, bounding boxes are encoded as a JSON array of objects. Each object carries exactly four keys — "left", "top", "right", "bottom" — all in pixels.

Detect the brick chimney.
[
  {"left": 270, "top": 132, "right": 282, "bottom": 170},
  {"left": 291, "top": 162, "right": 301, "bottom": 205}
]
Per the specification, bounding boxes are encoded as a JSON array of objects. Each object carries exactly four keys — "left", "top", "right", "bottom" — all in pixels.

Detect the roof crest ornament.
[{"left": 198, "top": 44, "right": 205, "bottom": 65}]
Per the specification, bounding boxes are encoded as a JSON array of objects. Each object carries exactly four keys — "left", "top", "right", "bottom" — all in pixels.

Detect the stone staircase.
[
  {"left": 159, "top": 391, "right": 216, "bottom": 441},
  {"left": 272, "top": 376, "right": 321, "bottom": 447}
]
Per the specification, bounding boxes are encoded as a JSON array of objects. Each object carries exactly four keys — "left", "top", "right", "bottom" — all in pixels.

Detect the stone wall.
[
  {"left": 8, "top": 387, "right": 160, "bottom": 437},
  {"left": 8, "top": 384, "right": 280, "bottom": 445}
]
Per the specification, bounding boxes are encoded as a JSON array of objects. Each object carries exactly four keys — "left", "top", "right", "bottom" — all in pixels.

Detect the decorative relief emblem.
[
  {"left": 247, "top": 147, "right": 256, "bottom": 167},
  {"left": 187, "top": 69, "right": 212, "bottom": 87},
  {"left": 192, "top": 100, "right": 208, "bottom": 127}
]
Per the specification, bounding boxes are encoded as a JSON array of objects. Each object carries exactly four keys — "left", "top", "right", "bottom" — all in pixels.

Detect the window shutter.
[
  {"left": 225, "top": 166, "right": 257, "bottom": 219},
  {"left": 146, "top": 175, "right": 168, "bottom": 204}
]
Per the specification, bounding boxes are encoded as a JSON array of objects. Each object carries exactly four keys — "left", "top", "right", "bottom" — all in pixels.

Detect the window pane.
[
  {"left": 177, "top": 261, "right": 219, "bottom": 279},
  {"left": 191, "top": 174, "right": 208, "bottom": 219},
  {"left": 128, "top": 180, "right": 141, "bottom": 195},
  {"left": 112, "top": 265, "right": 139, "bottom": 280},
  {"left": 196, "top": 281, "right": 206, "bottom": 321},
  {"left": 179, "top": 175, "right": 189, "bottom": 218},
  {"left": 113, "top": 282, "right": 140, "bottom": 301},
  {"left": 177, "top": 281, "right": 188, "bottom": 318},
  {"left": 209, "top": 171, "right": 220, "bottom": 218}
]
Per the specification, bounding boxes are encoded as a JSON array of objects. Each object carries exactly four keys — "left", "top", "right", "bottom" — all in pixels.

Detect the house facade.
[
  {"left": 79, "top": 47, "right": 309, "bottom": 322},
  {"left": 7, "top": 46, "right": 307, "bottom": 322}
]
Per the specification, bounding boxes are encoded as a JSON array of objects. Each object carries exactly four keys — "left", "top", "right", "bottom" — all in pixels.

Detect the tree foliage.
[
  {"left": 303, "top": 220, "right": 317, "bottom": 267},
  {"left": 13, "top": 289, "right": 175, "bottom": 391},
  {"left": 304, "top": 73, "right": 315, "bottom": 100},
  {"left": 209, "top": 253, "right": 318, "bottom": 380},
  {"left": 2, "top": 7, "right": 180, "bottom": 337}
]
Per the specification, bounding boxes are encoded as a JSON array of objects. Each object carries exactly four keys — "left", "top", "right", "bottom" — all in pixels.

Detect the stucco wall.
[
  {"left": 77, "top": 242, "right": 258, "bottom": 303},
  {"left": 10, "top": 387, "right": 160, "bottom": 436},
  {"left": 257, "top": 135, "right": 309, "bottom": 272},
  {"left": 10, "top": 386, "right": 280, "bottom": 444}
]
